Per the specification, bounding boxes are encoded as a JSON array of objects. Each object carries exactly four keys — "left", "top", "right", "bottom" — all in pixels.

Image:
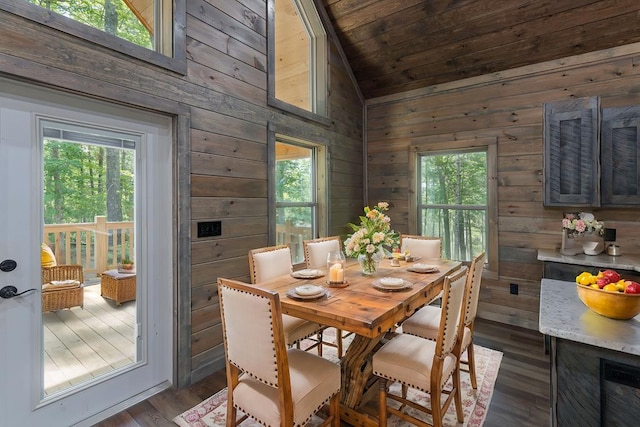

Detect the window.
[
  {"left": 7, "top": 0, "right": 184, "bottom": 72},
  {"left": 413, "top": 143, "right": 497, "bottom": 271},
  {"left": 269, "top": 132, "right": 327, "bottom": 265},
  {"left": 268, "top": 0, "right": 328, "bottom": 121}
]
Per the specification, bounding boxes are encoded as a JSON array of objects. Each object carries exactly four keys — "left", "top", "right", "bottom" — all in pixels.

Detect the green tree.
[{"left": 26, "top": 0, "right": 152, "bottom": 48}]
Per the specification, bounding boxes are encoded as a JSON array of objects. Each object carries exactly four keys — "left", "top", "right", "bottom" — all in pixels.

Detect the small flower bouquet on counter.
[
  {"left": 562, "top": 212, "right": 604, "bottom": 238},
  {"left": 561, "top": 212, "right": 605, "bottom": 256}
]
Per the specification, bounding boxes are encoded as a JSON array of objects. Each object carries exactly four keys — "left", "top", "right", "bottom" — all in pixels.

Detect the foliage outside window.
[
  {"left": 16, "top": 0, "right": 177, "bottom": 62},
  {"left": 275, "top": 140, "right": 317, "bottom": 264},
  {"left": 418, "top": 150, "right": 488, "bottom": 263},
  {"left": 42, "top": 120, "right": 137, "bottom": 264},
  {"left": 269, "top": 0, "right": 328, "bottom": 120}
]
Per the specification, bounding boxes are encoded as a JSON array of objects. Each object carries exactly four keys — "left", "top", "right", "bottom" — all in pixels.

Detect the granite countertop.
[
  {"left": 537, "top": 248, "right": 640, "bottom": 272},
  {"left": 539, "top": 278, "right": 640, "bottom": 356}
]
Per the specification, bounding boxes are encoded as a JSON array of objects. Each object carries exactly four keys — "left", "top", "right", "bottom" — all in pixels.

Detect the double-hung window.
[
  {"left": 417, "top": 148, "right": 493, "bottom": 265},
  {"left": 271, "top": 133, "right": 327, "bottom": 265}
]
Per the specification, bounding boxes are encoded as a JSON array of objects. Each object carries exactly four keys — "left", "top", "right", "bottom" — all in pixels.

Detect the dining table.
[{"left": 255, "top": 256, "right": 462, "bottom": 426}]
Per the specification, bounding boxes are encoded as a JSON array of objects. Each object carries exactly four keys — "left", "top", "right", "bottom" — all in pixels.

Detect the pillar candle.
[{"left": 330, "top": 263, "right": 343, "bottom": 282}]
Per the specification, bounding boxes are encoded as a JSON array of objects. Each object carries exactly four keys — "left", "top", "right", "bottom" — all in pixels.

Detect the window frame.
[
  {"left": 409, "top": 138, "right": 498, "bottom": 273},
  {"left": 1, "top": 0, "right": 186, "bottom": 75},
  {"left": 268, "top": 122, "right": 328, "bottom": 266},
  {"left": 267, "top": 0, "right": 330, "bottom": 126}
]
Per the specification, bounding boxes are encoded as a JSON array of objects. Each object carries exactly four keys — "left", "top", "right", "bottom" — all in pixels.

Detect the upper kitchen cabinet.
[
  {"left": 601, "top": 106, "right": 640, "bottom": 206},
  {"left": 544, "top": 97, "right": 600, "bottom": 207}
]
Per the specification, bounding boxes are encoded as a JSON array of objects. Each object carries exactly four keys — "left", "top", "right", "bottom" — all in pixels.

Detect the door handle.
[{"left": 0, "top": 285, "right": 36, "bottom": 299}]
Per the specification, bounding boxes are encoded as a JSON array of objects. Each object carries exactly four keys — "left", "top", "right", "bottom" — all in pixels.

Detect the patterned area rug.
[{"left": 174, "top": 335, "right": 502, "bottom": 427}]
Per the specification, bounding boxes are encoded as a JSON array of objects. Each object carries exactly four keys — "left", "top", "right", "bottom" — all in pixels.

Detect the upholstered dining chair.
[
  {"left": 218, "top": 278, "right": 340, "bottom": 427},
  {"left": 401, "top": 251, "right": 486, "bottom": 388},
  {"left": 302, "top": 236, "right": 352, "bottom": 358},
  {"left": 399, "top": 234, "right": 442, "bottom": 259},
  {"left": 248, "top": 244, "right": 326, "bottom": 354},
  {"left": 372, "top": 266, "right": 468, "bottom": 427}
]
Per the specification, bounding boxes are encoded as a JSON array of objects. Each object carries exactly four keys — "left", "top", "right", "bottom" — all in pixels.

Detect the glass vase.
[{"left": 358, "top": 253, "right": 381, "bottom": 275}]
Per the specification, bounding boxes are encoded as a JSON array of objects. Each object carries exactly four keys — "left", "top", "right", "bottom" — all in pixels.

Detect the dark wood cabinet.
[
  {"left": 544, "top": 98, "right": 640, "bottom": 207},
  {"left": 601, "top": 105, "right": 640, "bottom": 206},
  {"left": 543, "top": 97, "right": 600, "bottom": 207}
]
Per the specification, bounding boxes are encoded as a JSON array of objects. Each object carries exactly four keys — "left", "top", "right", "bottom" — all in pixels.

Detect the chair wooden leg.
[
  {"left": 431, "top": 386, "right": 443, "bottom": 427},
  {"left": 378, "top": 378, "right": 388, "bottom": 427},
  {"left": 336, "top": 328, "right": 343, "bottom": 358},
  {"left": 329, "top": 392, "right": 340, "bottom": 427},
  {"left": 318, "top": 330, "right": 323, "bottom": 356},
  {"left": 467, "top": 342, "right": 477, "bottom": 389},
  {"left": 453, "top": 367, "right": 464, "bottom": 423},
  {"left": 226, "top": 387, "right": 237, "bottom": 427}
]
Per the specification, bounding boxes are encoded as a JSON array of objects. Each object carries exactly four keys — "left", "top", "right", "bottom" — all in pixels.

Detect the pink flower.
[{"left": 574, "top": 219, "right": 586, "bottom": 233}]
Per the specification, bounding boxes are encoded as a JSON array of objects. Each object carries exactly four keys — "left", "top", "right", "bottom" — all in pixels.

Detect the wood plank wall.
[
  {"left": 0, "top": 0, "right": 363, "bottom": 385},
  {"left": 365, "top": 44, "right": 640, "bottom": 330}
]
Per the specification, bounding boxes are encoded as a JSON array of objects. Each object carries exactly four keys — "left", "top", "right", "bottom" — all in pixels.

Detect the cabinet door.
[
  {"left": 601, "top": 106, "right": 640, "bottom": 205},
  {"left": 544, "top": 97, "right": 600, "bottom": 206}
]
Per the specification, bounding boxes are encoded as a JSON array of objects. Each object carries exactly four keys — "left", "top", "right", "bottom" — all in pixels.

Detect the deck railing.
[{"left": 44, "top": 216, "right": 134, "bottom": 278}]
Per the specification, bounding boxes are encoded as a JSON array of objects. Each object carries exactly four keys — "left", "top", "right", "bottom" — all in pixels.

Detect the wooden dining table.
[{"left": 256, "top": 257, "right": 462, "bottom": 426}]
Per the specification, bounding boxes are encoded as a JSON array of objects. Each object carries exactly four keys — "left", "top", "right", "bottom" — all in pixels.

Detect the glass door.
[{"left": 0, "top": 78, "right": 173, "bottom": 426}]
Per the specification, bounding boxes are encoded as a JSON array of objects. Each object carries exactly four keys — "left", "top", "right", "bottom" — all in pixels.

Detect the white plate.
[
  {"left": 372, "top": 279, "right": 413, "bottom": 291},
  {"left": 379, "top": 277, "right": 405, "bottom": 287},
  {"left": 294, "top": 284, "right": 324, "bottom": 296},
  {"left": 407, "top": 264, "right": 439, "bottom": 273},
  {"left": 286, "top": 287, "right": 328, "bottom": 301},
  {"left": 291, "top": 269, "right": 324, "bottom": 279}
]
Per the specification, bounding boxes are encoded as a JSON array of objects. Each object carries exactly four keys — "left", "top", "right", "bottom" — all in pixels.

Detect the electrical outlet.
[
  {"left": 197, "top": 221, "right": 222, "bottom": 238},
  {"left": 510, "top": 283, "right": 519, "bottom": 295}
]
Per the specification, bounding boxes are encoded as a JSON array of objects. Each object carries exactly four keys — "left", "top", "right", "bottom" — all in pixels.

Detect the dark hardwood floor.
[{"left": 93, "top": 318, "right": 550, "bottom": 426}]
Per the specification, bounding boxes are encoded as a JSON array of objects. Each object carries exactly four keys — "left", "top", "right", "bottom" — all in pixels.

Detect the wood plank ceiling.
[{"left": 321, "top": 0, "right": 640, "bottom": 99}]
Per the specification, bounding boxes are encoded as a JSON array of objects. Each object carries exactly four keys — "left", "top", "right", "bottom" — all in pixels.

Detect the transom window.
[
  {"left": 8, "top": 0, "right": 184, "bottom": 72},
  {"left": 268, "top": 0, "right": 328, "bottom": 120},
  {"left": 417, "top": 149, "right": 488, "bottom": 263}
]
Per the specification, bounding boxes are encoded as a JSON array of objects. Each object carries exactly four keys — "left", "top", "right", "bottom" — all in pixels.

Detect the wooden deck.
[{"left": 43, "top": 284, "right": 136, "bottom": 396}]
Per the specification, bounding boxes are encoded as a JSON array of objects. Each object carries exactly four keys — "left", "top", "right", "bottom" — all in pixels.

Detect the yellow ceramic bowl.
[{"left": 576, "top": 284, "right": 640, "bottom": 320}]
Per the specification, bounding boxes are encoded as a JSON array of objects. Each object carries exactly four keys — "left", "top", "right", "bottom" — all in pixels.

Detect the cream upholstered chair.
[
  {"left": 303, "top": 236, "right": 342, "bottom": 271},
  {"left": 401, "top": 251, "right": 485, "bottom": 388},
  {"left": 400, "top": 235, "right": 442, "bottom": 259},
  {"left": 373, "top": 266, "right": 468, "bottom": 427},
  {"left": 248, "top": 244, "right": 325, "bottom": 354},
  {"left": 302, "top": 236, "right": 351, "bottom": 358},
  {"left": 218, "top": 278, "right": 340, "bottom": 427}
]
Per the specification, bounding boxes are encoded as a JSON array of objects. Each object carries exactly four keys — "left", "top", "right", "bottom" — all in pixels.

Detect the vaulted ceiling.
[{"left": 321, "top": 0, "right": 640, "bottom": 99}]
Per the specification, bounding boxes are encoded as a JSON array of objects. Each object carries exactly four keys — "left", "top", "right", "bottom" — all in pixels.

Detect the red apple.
[
  {"left": 625, "top": 281, "right": 640, "bottom": 294},
  {"left": 596, "top": 277, "right": 610, "bottom": 289},
  {"left": 602, "top": 269, "right": 621, "bottom": 283}
]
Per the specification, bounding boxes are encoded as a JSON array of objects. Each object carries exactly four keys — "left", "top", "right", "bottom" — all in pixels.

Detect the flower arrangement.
[
  {"left": 562, "top": 212, "right": 604, "bottom": 238},
  {"left": 344, "top": 202, "right": 399, "bottom": 273}
]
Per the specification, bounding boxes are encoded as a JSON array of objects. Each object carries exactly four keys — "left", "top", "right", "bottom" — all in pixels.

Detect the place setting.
[
  {"left": 286, "top": 284, "right": 330, "bottom": 301},
  {"left": 406, "top": 263, "right": 439, "bottom": 274},
  {"left": 291, "top": 268, "right": 325, "bottom": 279},
  {"left": 372, "top": 276, "right": 413, "bottom": 292}
]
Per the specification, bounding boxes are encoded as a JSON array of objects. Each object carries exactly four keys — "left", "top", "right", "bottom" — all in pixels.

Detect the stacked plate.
[
  {"left": 291, "top": 269, "right": 324, "bottom": 279},
  {"left": 373, "top": 277, "right": 412, "bottom": 291},
  {"left": 406, "top": 264, "right": 439, "bottom": 274},
  {"left": 287, "top": 284, "right": 327, "bottom": 300}
]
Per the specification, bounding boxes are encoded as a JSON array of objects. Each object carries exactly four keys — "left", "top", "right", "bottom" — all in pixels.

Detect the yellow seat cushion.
[{"left": 41, "top": 244, "right": 57, "bottom": 267}]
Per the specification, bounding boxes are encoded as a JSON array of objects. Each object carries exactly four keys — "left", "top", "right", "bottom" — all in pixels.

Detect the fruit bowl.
[{"left": 576, "top": 284, "right": 640, "bottom": 320}]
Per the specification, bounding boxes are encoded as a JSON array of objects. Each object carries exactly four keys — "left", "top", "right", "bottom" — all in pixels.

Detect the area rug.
[{"left": 174, "top": 335, "right": 502, "bottom": 427}]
